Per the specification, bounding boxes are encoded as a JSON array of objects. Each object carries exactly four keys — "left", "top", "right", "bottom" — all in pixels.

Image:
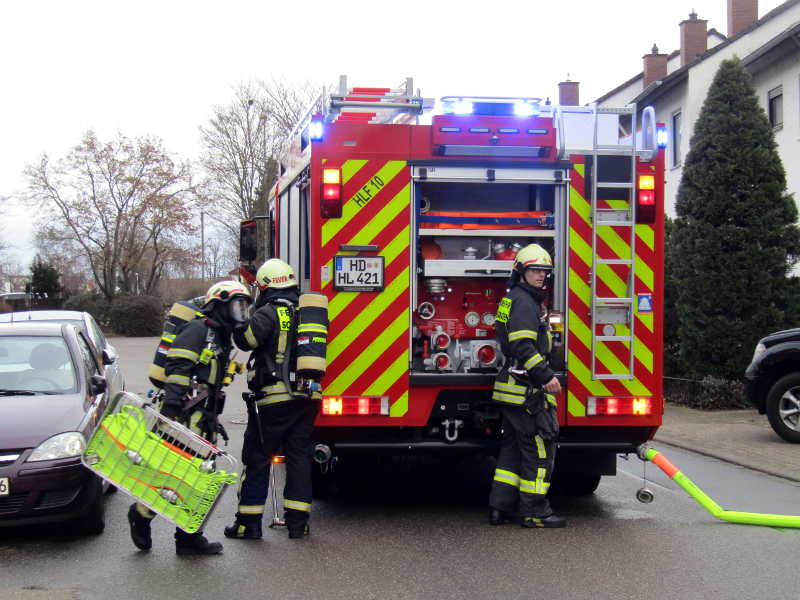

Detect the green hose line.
[{"left": 640, "top": 446, "right": 800, "bottom": 529}]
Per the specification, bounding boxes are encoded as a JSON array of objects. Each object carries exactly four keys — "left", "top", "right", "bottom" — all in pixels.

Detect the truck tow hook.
[{"left": 442, "top": 419, "right": 463, "bottom": 443}]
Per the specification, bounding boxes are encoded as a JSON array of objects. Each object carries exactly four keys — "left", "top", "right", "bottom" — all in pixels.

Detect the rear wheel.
[{"left": 766, "top": 373, "right": 800, "bottom": 443}]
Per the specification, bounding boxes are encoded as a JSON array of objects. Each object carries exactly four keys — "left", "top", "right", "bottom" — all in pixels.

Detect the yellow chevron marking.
[
  {"left": 569, "top": 224, "right": 593, "bottom": 268},
  {"left": 390, "top": 390, "right": 408, "bottom": 417},
  {"left": 342, "top": 159, "right": 368, "bottom": 184},
  {"left": 343, "top": 184, "right": 410, "bottom": 247},
  {"left": 569, "top": 268, "right": 591, "bottom": 306},
  {"left": 570, "top": 185, "right": 591, "bottom": 228},
  {"left": 567, "top": 390, "right": 587, "bottom": 417},
  {"left": 322, "top": 160, "right": 406, "bottom": 245},
  {"left": 327, "top": 266, "right": 409, "bottom": 363},
  {"left": 364, "top": 349, "right": 408, "bottom": 396},
  {"left": 574, "top": 164, "right": 585, "bottom": 177},
  {"left": 637, "top": 311, "right": 654, "bottom": 333},
  {"left": 634, "top": 254, "right": 655, "bottom": 290},
  {"left": 328, "top": 226, "right": 410, "bottom": 321},
  {"left": 596, "top": 224, "right": 630, "bottom": 260},
  {"left": 636, "top": 224, "right": 654, "bottom": 251},
  {"left": 326, "top": 311, "right": 408, "bottom": 395},
  {"left": 634, "top": 336, "right": 653, "bottom": 372},
  {"left": 596, "top": 263, "right": 628, "bottom": 299},
  {"left": 567, "top": 350, "right": 612, "bottom": 396},
  {"left": 604, "top": 199, "right": 630, "bottom": 210}
]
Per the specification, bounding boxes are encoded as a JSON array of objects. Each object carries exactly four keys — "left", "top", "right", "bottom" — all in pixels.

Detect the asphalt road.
[{"left": 2, "top": 337, "right": 799, "bottom": 600}]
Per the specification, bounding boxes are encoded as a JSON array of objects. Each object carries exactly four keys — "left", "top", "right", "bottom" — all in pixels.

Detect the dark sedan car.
[
  {"left": 0, "top": 310, "right": 125, "bottom": 397},
  {"left": 0, "top": 322, "right": 110, "bottom": 534},
  {"left": 744, "top": 327, "right": 800, "bottom": 443}
]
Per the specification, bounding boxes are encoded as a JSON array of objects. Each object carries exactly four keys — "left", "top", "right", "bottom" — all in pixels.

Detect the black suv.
[{"left": 744, "top": 328, "right": 800, "bottom": 443}]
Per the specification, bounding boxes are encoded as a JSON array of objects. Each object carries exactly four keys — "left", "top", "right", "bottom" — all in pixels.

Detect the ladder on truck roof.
[
  {"left": 555, "top": 104, "right": 657, "bottom": 381},
  {"left": 326, "top": 75, "right": 432, "bottom": 124}
]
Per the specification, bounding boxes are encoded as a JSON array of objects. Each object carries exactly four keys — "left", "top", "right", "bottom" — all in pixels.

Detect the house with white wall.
[{"left": 589, "top": 0, "right": 800, "bottom": 216}]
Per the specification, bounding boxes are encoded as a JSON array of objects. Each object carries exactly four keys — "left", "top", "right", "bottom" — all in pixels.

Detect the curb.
[{"left": 653, "top": 435, "right": 800, "bottom": 484}]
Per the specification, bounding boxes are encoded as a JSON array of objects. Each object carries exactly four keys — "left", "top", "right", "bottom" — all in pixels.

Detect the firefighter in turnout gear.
[
  {"left": 224, "top": 258, "right": 322, "bottom": 541},
  {"left": 489, "top": 244, "right": 566, "bottom": 529},
  {"left": 127, "top": 280, "right": 252, "bottom": 555}
]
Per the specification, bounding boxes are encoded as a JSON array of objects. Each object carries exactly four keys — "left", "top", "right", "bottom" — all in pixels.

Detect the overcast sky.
[{"left": 0, "top": 0, "right": 784, "bottom": 267}]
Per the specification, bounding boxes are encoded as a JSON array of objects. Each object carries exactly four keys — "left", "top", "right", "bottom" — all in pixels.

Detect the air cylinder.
[{"left": 296, "top": 292, "right": 329, "bottom": 378}]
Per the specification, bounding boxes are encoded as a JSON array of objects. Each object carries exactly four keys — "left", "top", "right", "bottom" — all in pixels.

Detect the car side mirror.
[
  {"left": 91, "top": 374, "right": 107, "bottom": 395},
  {"left": 102, "top": 346, "right": 118, "bottom": 366}
]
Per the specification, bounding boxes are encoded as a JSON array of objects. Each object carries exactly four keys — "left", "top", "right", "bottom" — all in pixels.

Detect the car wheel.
[
  {"left": 75, "top": 477, "right": 106, "bottom": 535},
  {"left": 766, "top": 373, "right": 800, "bottom": 443}
]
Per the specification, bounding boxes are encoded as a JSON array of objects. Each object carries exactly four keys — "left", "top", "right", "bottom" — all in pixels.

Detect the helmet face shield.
[{"left": 228, "top": 297, "right": 250, "bottom": 325}]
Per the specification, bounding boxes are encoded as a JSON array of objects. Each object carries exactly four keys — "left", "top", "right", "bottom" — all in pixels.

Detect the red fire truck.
[{"left": 241, "top": 76, "right": 666, "bottom": 493}]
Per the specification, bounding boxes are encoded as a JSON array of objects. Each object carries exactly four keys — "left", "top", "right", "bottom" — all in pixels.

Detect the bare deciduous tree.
[
  {"left": 25, "top": 131, "right": 198, "bottom": 301},
  {"left": 199, "top": 79, "right": 316, "bottom": 240}
]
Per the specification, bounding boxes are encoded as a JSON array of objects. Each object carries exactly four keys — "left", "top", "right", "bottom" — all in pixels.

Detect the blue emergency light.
[
  {"left": 309, "top": 119, "right": 324, "bottom": 142},
  {"left": 656, "top": 124, "right": 668, "bottom": 148}
]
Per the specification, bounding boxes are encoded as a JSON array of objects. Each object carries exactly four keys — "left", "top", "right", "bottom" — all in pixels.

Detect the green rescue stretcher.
[{"left": 82, "top": 392, "right": 238, "bottom": 533}]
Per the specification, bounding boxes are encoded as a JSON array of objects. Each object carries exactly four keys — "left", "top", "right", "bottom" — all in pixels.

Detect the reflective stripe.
[
  {"left": 520, "top": 478, "right": 537, "bottom": 494},
  {"left": 238, "top": 504, "right": 265, "bottom": 515},
  {"left": 161, "top": 333, "right": 176, "bottom": 343},
  {"left": 523, "top": 354, "right": 544, "bottom": 370},
  {"left": 535, "top": 435, "right": 547, "bottom": 459},
  {"left": 276, "top": 306, "right": 292, "bottom": 365},
  {"left": 166, "top": 347, "right": 199, "bottom": 362},
  {"left": 493, "top": 468, "right": 520, "bottom": 489},
  {"left": 535, "top": 467, "right": 549, "bottom": 494},
  {"left": 494, "top": 381, "right": 527, "bottom": 394},
  {"left": 244, "top": 326, "right": 258, "bottom": 348},
  {"left": 298, "top": 324, "right": 327, "bottom": 334},
  {"left": 256, "top": 394, "right": 292, "bottom": 406},
  {"left": 165, "top": 374, "right": 191, "bottom": 386},
  {"left": 283, "top": 499, "right": 311, "bottom": 512},
  {"left": 491, "top": 391, "right": 526, "bottom": 405},
  {"left": 509, "top": 329, "right": 538, "bottom": 342}
]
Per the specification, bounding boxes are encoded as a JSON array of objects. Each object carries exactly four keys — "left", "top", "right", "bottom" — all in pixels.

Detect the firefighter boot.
[
  {"left": 224, "top": 521, "right": 263, "bottom": 540},
  {"left": 127, "top": 503, "right": 152, "bottom": 551},
  {"left": 175, "top": 529, "right": 224, "bottom": 555},
  {"left": 521, "top": 514, "right": 567, "bottom": 529},
  {"left": 489, "top": 508, "right": 514, "bottom": 526},
  {"left": 288, "top": 523, "right": 310, "bottom": 539}
]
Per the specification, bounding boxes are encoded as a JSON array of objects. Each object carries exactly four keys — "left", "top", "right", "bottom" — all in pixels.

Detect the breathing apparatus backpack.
[
  {"left": 148, "top": 299, "right": 205, "bottom": 389},
  {"left": 295, "top": 292, "right": 329, "bottom": 387}
]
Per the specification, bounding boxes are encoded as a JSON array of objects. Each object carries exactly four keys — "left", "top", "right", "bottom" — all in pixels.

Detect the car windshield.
[{"left": 0, "top": 336, "right": 78, "bottom": 394}]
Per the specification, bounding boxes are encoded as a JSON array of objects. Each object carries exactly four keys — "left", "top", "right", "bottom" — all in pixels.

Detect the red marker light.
[{"left": 321, "top": 167, "right": 342, "bottom": 218}]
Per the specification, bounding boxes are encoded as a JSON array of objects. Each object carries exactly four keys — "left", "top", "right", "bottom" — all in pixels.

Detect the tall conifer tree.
[{"left": 671, "top": 57, "right": 800, "bottom": 379}]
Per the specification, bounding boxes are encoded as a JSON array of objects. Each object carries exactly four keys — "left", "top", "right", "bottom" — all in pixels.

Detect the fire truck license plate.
[
  {"left": 0, "top": 477, "right": 8, "bottom": 496},
  {"left": 334, "top": 256, "right": 385, "bottom": 292}
]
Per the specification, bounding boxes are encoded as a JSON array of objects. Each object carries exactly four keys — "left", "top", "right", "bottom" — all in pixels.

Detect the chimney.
[
  {"left": 679, "top": 10, "right": 708, "bottom": 66},
  {"left": 643, "top": 44, "right": 668, "bottom": 87},
  {"left": 558, "top": 79, "right": 579, "bottom": 106},
  {"left": 728, "top": 0, "right": 758, "bottom": 37}
]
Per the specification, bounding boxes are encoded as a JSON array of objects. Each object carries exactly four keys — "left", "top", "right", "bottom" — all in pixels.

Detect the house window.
[
  {"left": 768, "top": 86, "right": 783, "bottom": 129},
  {"left": 671, "top": 111, "right": 681, "bottom": 167}
]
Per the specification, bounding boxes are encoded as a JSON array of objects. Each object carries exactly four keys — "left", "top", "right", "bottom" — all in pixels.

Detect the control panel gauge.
[
  {"left": 464, "top": 311, "right": 481, "bottom": 328},
  {"left": 482, "top": 312, "right": 496, "bottom": 326}
]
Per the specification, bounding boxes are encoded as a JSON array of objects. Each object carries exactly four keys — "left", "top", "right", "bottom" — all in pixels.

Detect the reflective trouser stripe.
[
  {"left": 166, "top": 347, "right": 199, "bottom": 362},
  {"left": 520, "top": 470, "right": 550, "bottom": 495},
  {"left": 535, "top": 435, "right": 547, "bottom": 459},
  {"left": 494, "top": 381, "right": 527, "bottom": 394},
  {"left": 165, "top": 374, "right": 191, "bottom": 386},
  {"left": 238, "top": 504, "right": 265, "bottom": 515},
  {"left": 256, "top": 382, "right": 293, "bottom": 406},
  {"left": 283, "top": 499, "right": 311, "bottom": 512},
  {"left": 493, "top": 468, "right": 520, "bottom": 489}
]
